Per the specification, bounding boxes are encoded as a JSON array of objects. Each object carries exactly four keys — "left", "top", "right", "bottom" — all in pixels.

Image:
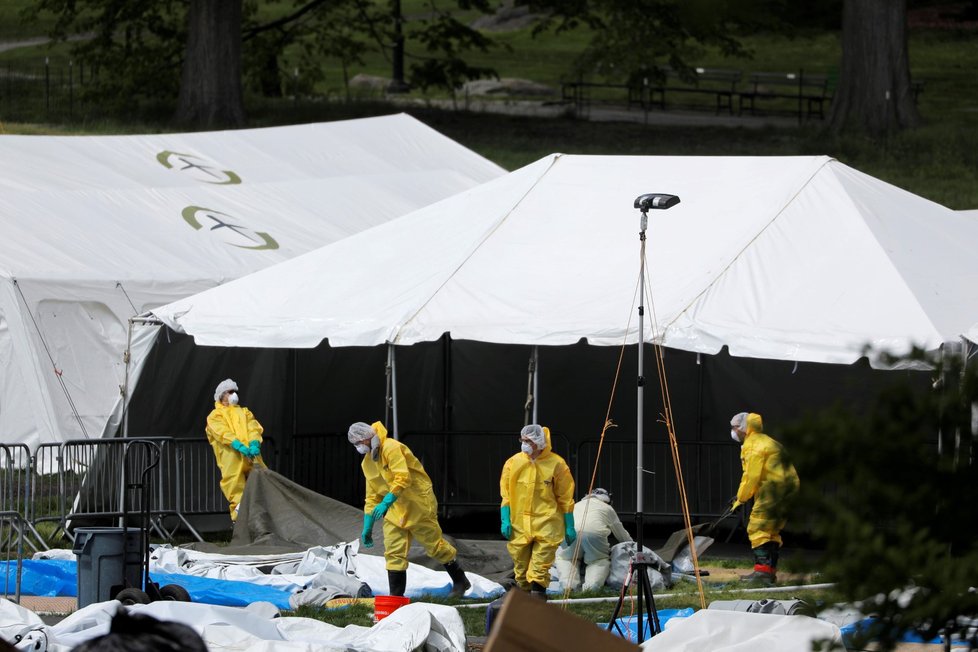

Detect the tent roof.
[
  {"left": 0, "top": 114, "right": 504, "bottom": 282},
  {"left": 0, "top": 114, "right": 504, "bottom": 447},
  {"left": 152, "top": 154, "right": 978, "bottom": 365}
]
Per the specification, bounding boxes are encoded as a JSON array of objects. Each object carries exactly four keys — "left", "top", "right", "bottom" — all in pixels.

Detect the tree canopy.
[{"left": 781, "top": 348, "right": 978, "bottom": 650}]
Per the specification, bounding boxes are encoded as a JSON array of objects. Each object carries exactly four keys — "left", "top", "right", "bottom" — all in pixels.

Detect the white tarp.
[
  {"left": 641, "top": 609, "right": 843, "bottom": 651},
  {"left": 151, "top": 154, "right": 978, "bottom": 366},
  {"left": 0, "top": 115, "right": 504, "bottom": 448},
  {"left": 1, "top": 598, "right": 467, "bottom": 651}
]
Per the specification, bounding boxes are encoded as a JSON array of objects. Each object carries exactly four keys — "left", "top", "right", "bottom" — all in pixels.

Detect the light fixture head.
[{"left": 634, "top": 193, "right": 681, "bottom": 211}]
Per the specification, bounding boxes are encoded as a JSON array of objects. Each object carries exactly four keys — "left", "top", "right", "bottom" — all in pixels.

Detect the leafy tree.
[
  {"left": 781, "top": 348, "right": 978, "bottom": 650},
  {"left": 517, "top": 0, "right": 777, "bottom": 85},
  {"left": 26, "top": 0, "right": 498, "bottom": 128}
]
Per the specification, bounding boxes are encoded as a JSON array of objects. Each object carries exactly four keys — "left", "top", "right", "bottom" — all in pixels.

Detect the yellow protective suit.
[
  {"left": 205, "top": 402, "right": 264, "bottom": 520},
  {"left": 361, "top": 422, "right": 456, "bottom": 571},
  {"left": 500, "top": 427, "right": 575, "bottom": 589},
  {"left": 733, "top": 413, "right": 800, "bottom": 548}
]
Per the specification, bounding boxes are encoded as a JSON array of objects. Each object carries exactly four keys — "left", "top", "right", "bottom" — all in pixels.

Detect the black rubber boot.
[
  {"left": 444, "top": 559, "right": 471, "bottom": 598},
  {"left": 388, "top": 569, "right": 407, "bottom": 597},
  {"left": 740, "top": 544, "right": 776, "bottom": 585},
  {"left": 528, "top": 582, "right": 548, "bottom": 600}
]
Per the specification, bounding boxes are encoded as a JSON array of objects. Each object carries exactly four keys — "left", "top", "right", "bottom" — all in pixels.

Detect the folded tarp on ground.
[
  {"left": 1, "top": 597, "right": 468, "bottom": 651},
  {"left": 640, "top": 609, "right": 843, "bottom": 651},
  {"left": 28, "top": 537, "right": 504, "bottom": 607}
]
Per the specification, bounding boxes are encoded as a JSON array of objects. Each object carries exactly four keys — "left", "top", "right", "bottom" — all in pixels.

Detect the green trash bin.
[{"left": 72, "top": 527, "right": 143, "bottom": 607}]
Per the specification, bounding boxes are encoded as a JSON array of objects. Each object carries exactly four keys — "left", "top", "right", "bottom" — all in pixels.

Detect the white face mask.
[
  {"left": 355, "top": 443, "right": 370, "bottom": 455},
  {"left": 228, "top": 392, "right": 239, "bottom": 406},
  {"left": 730, "top": 429, "right": 741, "bottom": 443},
  {"left": 521, "top": 442, "right": 535, "bottom": 455}
]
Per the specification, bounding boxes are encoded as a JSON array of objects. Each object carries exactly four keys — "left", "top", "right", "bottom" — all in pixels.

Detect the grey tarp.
[{"left": 191, "top": 467, "right": 515, "bottom": 582}]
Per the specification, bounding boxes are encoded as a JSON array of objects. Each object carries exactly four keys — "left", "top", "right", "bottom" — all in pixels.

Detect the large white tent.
[
  {"left": 151, "top": 153, "right": 978, "bottom": 364},
  {"left": 0, "top": 114, "right": 504, "bottom": 449}
]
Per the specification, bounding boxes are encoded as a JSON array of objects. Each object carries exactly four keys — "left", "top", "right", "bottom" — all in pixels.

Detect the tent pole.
[
  {"left": 121, "top": 316, "right": 163, "bottom": 439},
  {"left": 389, "top": 342, "right": 400, "bottom": 440},
  {"left": 122, "top": 318, "right": 135, "bottom": 438},
  {"left": 532, "top": 346, "right": 540, "bottom": 424}
]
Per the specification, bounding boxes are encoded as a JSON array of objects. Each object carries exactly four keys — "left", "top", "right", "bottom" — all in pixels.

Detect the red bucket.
[{"left": 373, "top": 595, "right": 411, "bottom": 622}]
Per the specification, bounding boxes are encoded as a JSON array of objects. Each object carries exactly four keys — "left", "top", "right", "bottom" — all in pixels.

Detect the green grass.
[{"left": 287, "top": 584, "right": 845, "bottom": 637}]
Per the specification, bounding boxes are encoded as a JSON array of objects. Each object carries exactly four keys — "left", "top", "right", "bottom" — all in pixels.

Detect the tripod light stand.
[{"left": 606, "top": 192, "right": 680, "bottom": 644}]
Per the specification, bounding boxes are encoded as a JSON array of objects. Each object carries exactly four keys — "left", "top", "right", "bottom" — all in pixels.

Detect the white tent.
[
  {"left": 151, "top": 154, "right": 978, "bottom": 364},
  {"left": 0, "top": 114, "right": 504, "bottom": 449}
]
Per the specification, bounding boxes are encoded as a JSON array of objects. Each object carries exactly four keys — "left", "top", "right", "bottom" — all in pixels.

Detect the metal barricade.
[
  {"left": 30, "top": 435, "right": 282, "bottom": 545},
  {"left": 0, "top": 511, "right": 25, "bottom": 603},
  {"left": 0, "top": 445, "right": 45, "bottom": 553},
  {"left": 574, "top": 439, "right": 740, "bottom": 519},
  {"left": 402, "top": 431, "right": 574, "bottom": 516},
  {"left": 290, "top": 433, "right": 361, "bottom": 508}
]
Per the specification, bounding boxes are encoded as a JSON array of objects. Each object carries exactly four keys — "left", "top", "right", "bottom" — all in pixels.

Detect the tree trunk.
[
  {"left": 828, "top": 0, "right": 920, "bottom": 136},
  {"left": 175, "top": 0, "right": 245, "bottom": 128}
]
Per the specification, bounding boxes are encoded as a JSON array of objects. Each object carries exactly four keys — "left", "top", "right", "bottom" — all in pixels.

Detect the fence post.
[
  {"left": 798, "top": 68, "right": 804, "bottom": 126},
  {"left": 69, "top": 59, "right": 73, "bottom": 116},
  {"left": 45, "top": 57, "right": 50, "bottom": 111}
]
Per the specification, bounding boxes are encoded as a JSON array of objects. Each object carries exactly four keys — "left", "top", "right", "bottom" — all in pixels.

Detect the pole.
[
  {"left": 636, "top": 208, "right": 648, "bottom": 640},
  {"left": 389, "top": 342, "right": 400, "bottom": 439},
  {"left": 532, "top": 346, "right": 540, "bottom": 424}
]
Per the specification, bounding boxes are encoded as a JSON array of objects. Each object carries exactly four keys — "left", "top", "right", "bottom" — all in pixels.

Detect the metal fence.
[
  {"left": 0, "top": 58, "right": 97, "bottom": 120},
  {"left": 17, "top": 432, "right": 740, "bottom": 554}
]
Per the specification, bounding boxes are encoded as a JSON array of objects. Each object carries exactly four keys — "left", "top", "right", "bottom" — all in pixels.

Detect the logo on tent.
[
  {"left": 156, "top": 150, "right": 242, "bottom": 185},
  {"left": 181, "top": 206, "right": 279, "bottom": 250}
]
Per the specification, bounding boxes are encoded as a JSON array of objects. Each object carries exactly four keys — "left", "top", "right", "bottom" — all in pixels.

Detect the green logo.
[
  {"left": 181, "top": 206, "right": 279, "bottom": 251},
  {"left": 157, "top": 150, "right": 242, "bottom": 185}
]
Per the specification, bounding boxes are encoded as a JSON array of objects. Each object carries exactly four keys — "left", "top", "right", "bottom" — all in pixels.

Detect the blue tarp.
[
  {"left": 840, "top": 617, "right": 970, "bottom": 648},
  {"left": 602, "top": 607, "right": 696, "bottom": 640},
  {"left": 1, "top": 559, "right": 295, "bottom": 609}
]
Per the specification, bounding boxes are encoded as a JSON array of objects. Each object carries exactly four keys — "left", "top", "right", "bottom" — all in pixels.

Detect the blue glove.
[
  {"left": 231, "top": 440, "right": 249, "bottom": 456},
  {"left": 500, "top": 506, "right": 512, "bottom": 540},
  {"left": 361, "top": 513, "right": 375, "bottom": 548},
  {"left": 564, "top": 512, "right": 577, "bottom": 546},
  {"left": 371, "top": 492, "right": 398, "bottom": 520},
  {"left": 249, "top": 440, "right": 261, "bottom": 458}
]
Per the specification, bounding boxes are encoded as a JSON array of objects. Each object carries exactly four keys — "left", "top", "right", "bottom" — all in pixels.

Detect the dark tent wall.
[{"left": 126, "top": 328, "right": 930, "bottom": 530}]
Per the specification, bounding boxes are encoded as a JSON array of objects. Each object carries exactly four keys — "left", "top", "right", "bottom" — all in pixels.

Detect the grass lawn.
[{"left": 287, "top": 572, "right": 842, "bottom": 637}]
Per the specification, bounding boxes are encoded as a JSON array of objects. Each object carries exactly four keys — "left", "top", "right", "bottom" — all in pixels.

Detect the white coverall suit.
[{"left": 555, "top": 495, "right": 632, "bottom": 591}]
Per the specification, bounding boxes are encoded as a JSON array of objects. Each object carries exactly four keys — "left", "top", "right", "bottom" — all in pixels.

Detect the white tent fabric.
[
  {"left": 151, "top": 154, "right": 978, "bottom": 366},
  {"left": 0, "top": 115, "right": 504, "bottom": 448}
]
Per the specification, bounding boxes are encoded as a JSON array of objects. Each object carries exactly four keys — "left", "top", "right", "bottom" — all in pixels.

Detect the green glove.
[
  {"left": 500, "top": 506, "right": 512, "bottom": 540},
  {"left": 231, "top": 440, "right": 249, "bottom": 456},
  {"left": 372, "top": 492, "right": 398, "bottom": 519},
  {"left": 361, "top": 513, "right": 375, "bottom": 548},
  {"left": 248, "top": 440, "right": 261, "bottom": 457},
  {"left": 563, "top": 512, "right": 577, "bottom": 546}
]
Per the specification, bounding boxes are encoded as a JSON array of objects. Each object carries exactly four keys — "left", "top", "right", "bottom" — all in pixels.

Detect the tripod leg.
[
  {"left": 605, "top": 565, "right": 634, "bottom": 639},
  {"left": 638, "top": 567, "right": 661, "bottom": 636}
]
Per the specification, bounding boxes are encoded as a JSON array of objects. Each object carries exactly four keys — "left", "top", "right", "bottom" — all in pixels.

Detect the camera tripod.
[{"left": 606, "top": 550, "right": 664, "bottom": 641}]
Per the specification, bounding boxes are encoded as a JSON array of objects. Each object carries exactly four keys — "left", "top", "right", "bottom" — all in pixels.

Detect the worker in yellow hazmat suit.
[
  {"left": 348, "top": 421, "right": 471, "bottom": 598},
  {"left": 500, "top": 424, "right": 576, "bottom": 599},
  {"left": 730, "top": 412, "right": 800, "bottom": 584},
  {"left": 205, "top": 379, "right": 264, "bottom": 521}
]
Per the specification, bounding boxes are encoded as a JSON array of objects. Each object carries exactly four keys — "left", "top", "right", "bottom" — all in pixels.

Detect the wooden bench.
[
  {"left": 643, "top": 67, "right": 743, "bottom": 114},
  {"left": 738, "top": 71, "right": 831, "bottom": 119}
]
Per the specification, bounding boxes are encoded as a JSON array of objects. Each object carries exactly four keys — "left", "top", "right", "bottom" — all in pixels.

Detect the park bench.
[
  {"left": 738, "top": 71, "right": 831, "bottom": 120},
  {"left": 643, "top": 67, "right": 743, "bottom": 114},
  {"left": 560, "top": 67, "right": 743, "bottom": 116}
]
